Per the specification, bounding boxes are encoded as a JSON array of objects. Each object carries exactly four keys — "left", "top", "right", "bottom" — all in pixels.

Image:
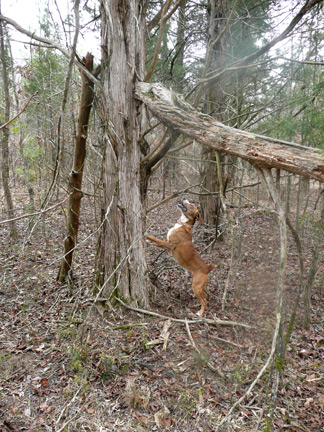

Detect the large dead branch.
[{"left": 135, "top": 82, "right": 324, "bottom": 183}]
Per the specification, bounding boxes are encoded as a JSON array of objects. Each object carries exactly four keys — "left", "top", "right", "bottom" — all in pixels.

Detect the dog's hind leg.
[{"left": 192, "top": 273, "right": 208, "bottom": 316}]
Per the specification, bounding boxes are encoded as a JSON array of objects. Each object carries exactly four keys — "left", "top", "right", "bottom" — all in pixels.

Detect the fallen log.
[{"left": 135, "top": 82, "right": 324, "bottom": 183}]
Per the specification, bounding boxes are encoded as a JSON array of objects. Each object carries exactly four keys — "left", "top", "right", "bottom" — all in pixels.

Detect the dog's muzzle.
[{"left": 177, "top": 199, "right": 188, "bottom": 212}]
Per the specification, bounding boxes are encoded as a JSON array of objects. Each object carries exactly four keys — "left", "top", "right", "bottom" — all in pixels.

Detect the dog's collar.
[{"left": 177, "top": 220, "right": 193, "bottom": 229}]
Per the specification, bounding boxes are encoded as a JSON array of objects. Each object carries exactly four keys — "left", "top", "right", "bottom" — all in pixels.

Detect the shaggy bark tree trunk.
[
  {"left": 57, "top": 53, "right": 95, "bottom": 282},
  {"left": 96, "top": 0, "right": 150, "bottom": 306},
  {"left": 200, "top": 0, "right": 227, "bottom": 230},
  {"left": 135, "top": 82, "right": 324, "bottom": 183}
]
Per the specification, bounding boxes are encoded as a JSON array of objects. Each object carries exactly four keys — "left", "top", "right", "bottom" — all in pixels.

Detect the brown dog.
[{"left": 146, "top": 198, "right": 215, "bottom": 316}]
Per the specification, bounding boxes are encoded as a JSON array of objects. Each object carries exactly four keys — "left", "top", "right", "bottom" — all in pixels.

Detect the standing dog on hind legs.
[{"left": 146, "top": 198, "right": 215, "bottom": 316}]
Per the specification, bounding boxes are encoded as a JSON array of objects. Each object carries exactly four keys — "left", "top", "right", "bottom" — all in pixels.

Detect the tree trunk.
[
  {"left": 200, "top": 0, "right": 227, "bottom": 229},
  {"left": 135, "top": 82, "right": 324, "bottom": 183},
  {"left": 7, "top": 34, "right": 35, "bottom": 212},
  {"left": 163, "top": 1, "right": 187, "bottom": 185},
  {"left": 57, "top": 53, "right": 94, "bottom": 282},
  {"left": 18, "top": 135, "right": 35, "bottom": 212},
  {"left": 303, "top": 245, "right": 319, "bottom": 329},
  {"left": 172, "top": 0, "right": 186, "bottom": 90},
  {"left": 96, "top": 0, "right": 150, "bottom": 306},
  {"left": 0, "top": 18, "right": 17, "bottom": 239}
]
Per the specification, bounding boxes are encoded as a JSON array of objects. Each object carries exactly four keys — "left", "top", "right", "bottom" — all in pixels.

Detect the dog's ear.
[{"left": 197, "top": 212, "right": 203, "bottom": 224}]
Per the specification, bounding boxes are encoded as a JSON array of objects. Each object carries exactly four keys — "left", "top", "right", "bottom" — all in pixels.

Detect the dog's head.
[{"left": 177, "top": 198, "right": 203, "bottom": 224}]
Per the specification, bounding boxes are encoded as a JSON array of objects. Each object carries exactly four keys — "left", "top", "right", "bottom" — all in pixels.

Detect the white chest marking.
[{"left": 167, "top": 214, "right": 188, "bottom": 241}]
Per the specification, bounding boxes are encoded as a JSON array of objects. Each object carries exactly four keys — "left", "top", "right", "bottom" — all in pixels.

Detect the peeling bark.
[
  {"left": 200, "top": 0, "right": 228, "bottom": 229},
  {"left": 97, "top": 0, "right": 150, "bottom": 307}
]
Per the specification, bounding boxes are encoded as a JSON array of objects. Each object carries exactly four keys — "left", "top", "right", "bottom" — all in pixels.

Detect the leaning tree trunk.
[
  {"left": 96, "top": 0, "right": 150, "bottom": 306},
  {"left": 135, "top": 82, "right": 324, "bottom": 183},
  {"left": 57, "top": 53, "right": 94, "bottom": 282}
]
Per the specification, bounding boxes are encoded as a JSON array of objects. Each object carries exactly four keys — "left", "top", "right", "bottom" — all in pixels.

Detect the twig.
[
  {"left": 145, "top": 0, "right": 184, "bottom": 82},
  {"left": 46, "top": 196, "right": 115, "bottom": 268},
  {"left": 287, "top": 421, "right": 312, "bottom": 432},
  {"left": 56, "top": 386, "right": 82, "bottom": 425},
  {"left": 215, "top": 305, "right": 282, "bottom": 430},
  {"left": 278, "top": 56, "right": 324, "bottom": 66},
  {"left": 254, "top": 408, "right": 264, "bottom": 431},
  {"left": 0, "top": 193, "right": 71, "bottom": 225},
  {"left": 109, "top": 323, "right": 148, "bottom": 330},
  {"left": 166, "top": 139, "right": 192, "bottom": 156},
  {"left": 185, "top": 318, "right": 224, "bottom": 378},
  {"left": 0, "top": 91, "right": 38, "bottom": 131},
  {"left": 216, "top": 151, "right": 235, "bottom": 311},
  {"left": 146, "top": 319, "right": 172, "bottom": 349},
  {"left": 56, "top": 398, "right": 88, "bottom": 432},
  {"left": 116, "top": 298, "right": 252, "bottom": 329},
  {"left": 145, "top": 0, "right": 173, "bottom": 82},
  {"left": 84, "top": 228, "right": 141, "bottom": 319},
  {"left": 147, "top": 183, "right": 201, "bottom": 213},
  {"left": 4, "top": 367, "right": 24, "bottom": 382},
  {"left": 253, "top": 168, "right": 287, "bottom": 424},
  {"left": 48, "top": 294, "right": 62, "bottom": 312},
  {"left": 209, "top": 334, "right": 245, "bottom": 349}
]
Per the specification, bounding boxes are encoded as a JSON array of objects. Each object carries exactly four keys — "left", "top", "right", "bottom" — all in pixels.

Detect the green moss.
[{"left": 275, "top": 354, "right": 285, "bottom": 372}]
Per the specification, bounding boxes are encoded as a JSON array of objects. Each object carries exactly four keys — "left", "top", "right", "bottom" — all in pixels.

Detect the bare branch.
[
  {"left": 145, "top": 0, "right": 173, "bottom": 82},
  {"left": 189, "top": 0, "right": 323, "bottom": 95},
  {"left": 185, "top": 318, "right": 225, "bottom": 378},
  {"left": 147, "top": 183, "right": 201, "bottom": 213},
  {"left": 0, "top": 194, "right": 71, "bottom": 226},
  {"left": 278, "top": 56, "right": 324, "bottom": 66},
  {"left": 0, "top": 13, "right": 102, "bottom": 89},
  {"left": 193, "top": 0, "right": 240, "bottom": 106},
  {"left": 147, "top": 0, "right": 184, "bottom": 32},
  {"left": 116, "top": 298, "right": 252, "bottom": 328},
  {"left": 38, "top": 0, "right": 81, "bottom": 218},
  {"left": 0, "top": 91, "right": 38, "bottom": 131}
]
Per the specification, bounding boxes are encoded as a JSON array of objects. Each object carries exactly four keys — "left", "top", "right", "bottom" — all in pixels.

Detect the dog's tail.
[{"left": 208, "top": 264, "right": 215, "bottom": 273}]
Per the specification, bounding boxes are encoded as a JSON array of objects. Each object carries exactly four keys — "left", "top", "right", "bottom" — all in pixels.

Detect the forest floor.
[{"left": 0, "top": 185, "right": 324, "bottom": 432}]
